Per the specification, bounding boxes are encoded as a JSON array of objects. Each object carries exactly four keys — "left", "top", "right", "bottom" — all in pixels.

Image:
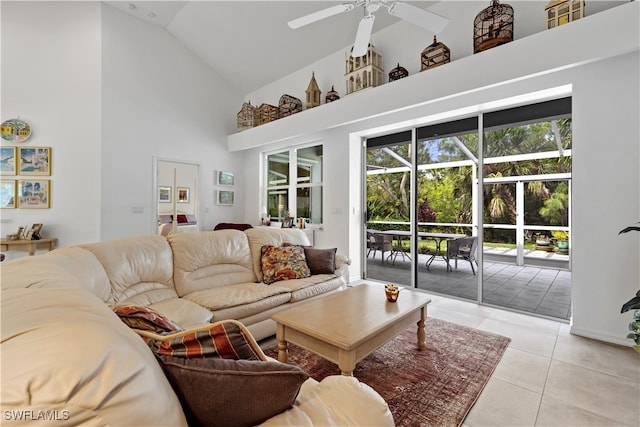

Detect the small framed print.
[
  {"left": 159, "top": 186, "right": 171, "bottom": 203},
  {"left": 177, "top": 187, "right": 190, "bottom": 203},
  {"left": 1, "top": 147, "right": 17, "bottom": 175},
  {"left": 18, "top": 179, "right": 50, "bottom": 208},
  {"left": 217, "top": 171, "right": 235, "bottom": 186},
  {"left": 19, "top": 146, "right": 51, "bottom": 176},
  {"left": 217, "top": 190, "right": 234, "bottom": 206},
  {"left": 0, "top": 179, "right": 16, "bottom": 208},
  {"left": 26, "top": 223, "right": 43, "bottom": 240}
]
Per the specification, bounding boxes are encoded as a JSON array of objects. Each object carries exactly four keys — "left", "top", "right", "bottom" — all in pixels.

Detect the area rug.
[{"left": 262, "top": 318, "right": 510, "bottom": 427}]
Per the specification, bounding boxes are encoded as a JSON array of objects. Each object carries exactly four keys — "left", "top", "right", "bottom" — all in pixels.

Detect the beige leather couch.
[{"left": 1, "top": 228, "right": 394, "bottom": 426}]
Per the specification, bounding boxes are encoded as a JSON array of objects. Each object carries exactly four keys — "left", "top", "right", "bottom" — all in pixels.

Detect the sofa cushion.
[
  {"left": 245, "top": 228, "right": 311, "bottom": 283},
  {"left": 149, "top": 297, "right": 213, "bottom": 329},
  {"left": 169, "top": 230, "right": 257, "bottom": 296},
  {"left": 261, "top": 245, "right": 311, "bottom": 284},
  {"left": 1, "top": 287, "right": 187, "bottom": 427},
  {"left": 157, "top": 355, "right": 309, "bottom": 427},
  {"left": 182, "top": 282, "right": 291, "bottom": 313},
  {"left": 140, "top": 320, "right": 267, "bottom": 360},
  {"left": 303, "top": 247, "right": 337, "bottom": 275},
  {"left": 266, "top": 274, "right": 344, "bottom": 303}
]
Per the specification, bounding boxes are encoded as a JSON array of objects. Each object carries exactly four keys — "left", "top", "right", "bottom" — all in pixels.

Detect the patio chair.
[
  {"left": 370, "top": 233, "right": 394, "bottom": 262},
  {"left": 447, "top": 236, "right": 478, "bottom": 275}
]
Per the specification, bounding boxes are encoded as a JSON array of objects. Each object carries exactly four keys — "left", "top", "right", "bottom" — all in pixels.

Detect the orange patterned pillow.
[{"left": 260, "top": 245, "right": 311, "bottom": 284}]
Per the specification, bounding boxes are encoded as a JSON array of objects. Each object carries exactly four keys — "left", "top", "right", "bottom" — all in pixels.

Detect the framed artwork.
[
  {"left": 18, "top": 179, "right": 50, "bottom": 208},
  {"left": 1, "top": 147, "right": 17, "bottom": 175},
  {"left": 159, "top": 186, "right": 171, "bottom": 203},
  {"left": 177, "top": 187, "right": 190, "bottom": 203},
  {"left": 217, "top": 190, "right": 234, "bottom": 206},
  {"left": 0, "top": 179, "right": 16, "bottom": 208},
  {"left": 217, "top": 171, "right": 235, "bottom": 186},
  {"left": 19, "top": 146, "right": 51, "bottom": 176}
]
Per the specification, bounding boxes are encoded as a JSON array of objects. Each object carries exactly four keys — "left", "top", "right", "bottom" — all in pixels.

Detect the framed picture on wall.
[
  {"left": 217, "top": 171, "right": 235, "bottom": 186},
  {"left": 0, "top": 179, "right": 16, "bottom": 208},
  {"left": 158, "top": 186, "right": 171, "bottom": 203},
  {"left": 177, "top": 187, "right": 190, "bottom": 203},
  {"left": 19, "top": 147, "right": 51, "bottom": 176},
  {"left": 18, "top": 179, "right": 50, "bottom": 209},
  {"left": 217, "top": 190, "right": 234, "bottom": 206},
  {"left": 1, "top": 147, "right": 16, "bottom": 175}
]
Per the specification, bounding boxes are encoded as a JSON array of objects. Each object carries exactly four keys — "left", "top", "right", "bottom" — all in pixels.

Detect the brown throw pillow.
[
  {"left": 156, "top": 355, "right": 309, "bottom": 427},
  {"left": 260, "top": 245, "right": 311, "bottom": 284},
  {"left": 303, "top": 247, "right": 337, "bottom": 274}
]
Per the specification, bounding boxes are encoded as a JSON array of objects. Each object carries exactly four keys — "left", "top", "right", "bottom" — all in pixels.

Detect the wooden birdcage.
[
  {"left": 389, "top": 63, "right": 409, "bottom": 82},
  {"left": 254, "top": 103, "right": 279, "bottom": 126},
  {"left": 236, "top": 101, "right": 255, "bottom": 131},
  {"left": 545, "top": 0, "right": 585, "bottom": 29},
  {"left": 278, "top": 94, "right": 303, "bottom": 117},
  {"left": 325, "top": 86, "right": 340, "bottom": 103},
  {"left": 345, "top": 44, "right": 384, "bottom": 95},
  {"left": 473, "top": 0, "right": 514, "bottom": 54},
  {"left": 421, "top": 36, "right": 450, "bottom": 71},
  {"left": 306, "top": 72, "right": 322, "bottom": 109}
]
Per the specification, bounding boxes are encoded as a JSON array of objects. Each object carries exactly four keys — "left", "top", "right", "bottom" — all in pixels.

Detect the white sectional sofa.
[{"left": 1, "top": 227, "right": 394, "bottom": 426}]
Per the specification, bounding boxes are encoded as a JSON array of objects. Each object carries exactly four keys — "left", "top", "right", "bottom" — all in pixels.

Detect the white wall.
[
  {"left": 1, "top": 1, "right": 102, "bottom": 253},
  {"left": 239, "top": 3, "right": 639, "bottom": 345}
]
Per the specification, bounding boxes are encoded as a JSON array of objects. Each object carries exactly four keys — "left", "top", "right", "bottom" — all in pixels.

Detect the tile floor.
[{"left": 348, "top": 283, "right": 640, "bottom": 427}]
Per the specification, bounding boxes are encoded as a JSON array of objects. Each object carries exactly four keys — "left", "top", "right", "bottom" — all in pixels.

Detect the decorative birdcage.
[
  {"left": 236, "top": 101, "right": 255, "bottom": 131},
  {"left": 254, "top": 103, "right": 279, "bottom": 126},
  {"left": 473, "top": 0, "right": 514, "bottom": 54},
  {"left": 278, "top": 94, "right": 303, "bottom": 117},
  {"left": 545, "top": 0, "right": 584, "bottom": 29},
  {"left": 306, "top": 72, "right": 322, "bottom": 109},
  {"left": 345, "top": 44, "right": 384, "bottom": 95},
  {"left": 388, "top": 63, "right": 409, "bottom": 82},
  {"left": 421, "top": 36, "right": 450, "bottom": 71},
  {"left": 325, "top": 85, "right": 340, "bottom": 103}
]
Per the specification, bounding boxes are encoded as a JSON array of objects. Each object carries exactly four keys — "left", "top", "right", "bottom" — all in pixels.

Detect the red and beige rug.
[{"left": 263, "top": 317, "right": 510, "bottom": 427}]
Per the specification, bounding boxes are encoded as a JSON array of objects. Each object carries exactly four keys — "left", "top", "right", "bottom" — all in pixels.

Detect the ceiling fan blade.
[
  {"left": 352, "top": 14, "right": 375, "bottom": 57},
  {"left": 288, "top": 3, "right": 355, "bottom": 29},
  {"left": 387, "top": 2, "right": 448, "bottom": 33}
]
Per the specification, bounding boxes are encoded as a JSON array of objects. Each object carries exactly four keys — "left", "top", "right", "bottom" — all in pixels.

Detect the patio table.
[{"left": 369, "top": 230, "right": 466, "bottom": 268}]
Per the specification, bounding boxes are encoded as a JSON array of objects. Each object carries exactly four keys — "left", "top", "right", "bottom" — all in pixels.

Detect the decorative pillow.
[
  {"left": 303, "top": 247, "right": 337, "bottom": 274},
  {"left": 112, "top": 305, "right": 183, "bottom": 334},
  {"left": 156, "top": 355, "right": 309, "bottom": 427},
  {"left": 142, "top": 319, "right": 267, "bottom": 360},
  {"left": 260, "top": 245, "right": 311, "bottom": 285},
  {"left": 177, "top": 214, "right": 188, "bottom": 224},
  {"left": 158, "top": 214, "right": 172, "bottom": 224}
]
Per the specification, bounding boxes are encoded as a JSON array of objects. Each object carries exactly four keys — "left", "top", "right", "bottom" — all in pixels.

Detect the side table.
[{"left": 0, "top": 238, "right": 57, "bottom": 256}]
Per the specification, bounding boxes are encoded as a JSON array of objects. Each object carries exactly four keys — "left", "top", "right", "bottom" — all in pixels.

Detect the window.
[{"left": 266, "top": 144, "right": 323, "bottom": 224}]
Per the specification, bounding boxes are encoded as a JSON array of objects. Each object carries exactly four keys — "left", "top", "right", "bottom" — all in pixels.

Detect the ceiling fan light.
[{"left": 352, "top": 14, "right": 375, "bottom": 57}]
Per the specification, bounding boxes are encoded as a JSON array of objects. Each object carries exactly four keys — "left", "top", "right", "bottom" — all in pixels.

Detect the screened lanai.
[{"left": 364, "top": 98, "right": 572, "bottom": 320}]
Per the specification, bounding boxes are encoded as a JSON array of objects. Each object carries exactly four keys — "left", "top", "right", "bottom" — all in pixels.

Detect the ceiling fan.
[{"left": 288, "top": 1, "right": 449, "bottom": 58}]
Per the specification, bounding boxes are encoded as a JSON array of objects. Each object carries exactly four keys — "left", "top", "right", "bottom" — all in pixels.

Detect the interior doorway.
[{"left": 154, "top": 158, "right": 200, "bottom": 236}]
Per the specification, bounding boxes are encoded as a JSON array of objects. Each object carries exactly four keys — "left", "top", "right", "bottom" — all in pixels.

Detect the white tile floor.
[{"left": 415, "top": 291, "right": 640, "bottom": 427}]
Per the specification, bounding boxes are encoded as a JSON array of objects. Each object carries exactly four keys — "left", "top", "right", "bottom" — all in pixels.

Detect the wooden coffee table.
[{"left": 272, "top": 283, "right": 431, "bottom": 376}]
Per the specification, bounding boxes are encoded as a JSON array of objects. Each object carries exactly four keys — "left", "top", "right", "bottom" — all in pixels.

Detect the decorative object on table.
[
  {"left": 0, "top": 180, "right": 16, "bottom": 209},
  {"left": 345, "top": 44, "right": 384, "bottom": 95},
  {"left": 177, "top": 187, "right": 190, "bottom": 203},
  {"left": 26, "top": 223, "right": 43, "bottom": 240},
  {"left": 281, "top": 217, "right": 294, "bottom": 228},
  {"left": 325, "top": 86, "right": 340, "bottom": 103},
  {"left": 388, "top": 63, "right": 409, "bottom": 82},
  {"left": 236, "top": 101, "right": 256, "bottom": 132},
  {"left": 385, "top": 283, "right": 400, "bottom": 302},
  {"left": 18, "top": 179, "right": 50, "bottom": 209},
  {"left": 473, "top": 0, "right": 514, "bottom": 54},
  {"left": 421, "top": 35, "right": 451, "bottom": 71},
  {"left": 618, "top": 223, "right": 640, "bottom": 353},
  {"left": 305, "top": 72, "right": 322, "bottom": 109},
  {"left": 0, "top": 147, "right": 17, "bottom": 175},
  {"left": 217, "top": 171, "right": 235, "bottom": 186},
  {"left": 254, "top": 103, "right": 279, "bottom": 126},
  {"left": 18, "top": 146, "right": 51, "bottom": 176},
  {"left": 287, "top": 2, "right": 448, "bottom": 58},
  {"left": 278, "top": 94, "right": 303, "bottom": 118},
  {"left": 1, "top": 118, "right": 31, "bottom": 143},
  {"left": 217, "top": 190, "right": 234, "bottom": 206},
  {"left": 545, "top": 0, "right": 585, "bottom": 30},
  {"left": 158, "top": 186, "right": 171, "bottom": 203}
]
